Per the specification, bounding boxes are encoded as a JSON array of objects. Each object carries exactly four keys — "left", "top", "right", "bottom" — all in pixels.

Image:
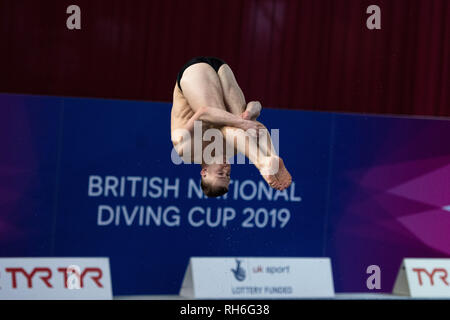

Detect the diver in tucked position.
[{"left": 171, "top": 56, "right": 292, "bottom": 197}]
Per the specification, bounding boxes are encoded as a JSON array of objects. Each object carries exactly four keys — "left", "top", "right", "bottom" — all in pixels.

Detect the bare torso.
[{"left": 171, "top": 84, "right": 194, "bottom": 132}]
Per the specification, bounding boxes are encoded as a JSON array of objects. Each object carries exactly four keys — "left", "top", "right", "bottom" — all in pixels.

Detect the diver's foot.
[{"left": 260, "top": 156, "right": 292, "bottom": 190}]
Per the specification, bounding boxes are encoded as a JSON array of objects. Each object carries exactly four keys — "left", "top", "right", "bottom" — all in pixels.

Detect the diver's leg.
[
  {"left": 180, "top": 63, "right": 227, "bottom": 112},
  {"left": 222, "top": 122, "right": 292, "bottom": 190},
  {"left": 217, "top": 64, "right": 261, "bottom": 120}
]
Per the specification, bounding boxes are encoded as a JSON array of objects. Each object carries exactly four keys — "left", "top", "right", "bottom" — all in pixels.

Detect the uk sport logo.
[{"left": 231, "top": 259, "right": 246, "bottom": 282}]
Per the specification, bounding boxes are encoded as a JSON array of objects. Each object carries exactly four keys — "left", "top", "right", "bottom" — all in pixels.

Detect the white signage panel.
[
  {"left": 180, "top": 257, "right": 335, "bottom": 299},
  {"left": 0, "top": 258, "right": 113, "bottom": 300},
  {"left": 393, "top": 258, "right": 450, "bottom": 298}
]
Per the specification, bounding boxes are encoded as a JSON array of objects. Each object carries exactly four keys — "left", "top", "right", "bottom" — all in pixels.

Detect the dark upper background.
[{"left": 0, "top": 0, "right": 448, "bottom": 116}]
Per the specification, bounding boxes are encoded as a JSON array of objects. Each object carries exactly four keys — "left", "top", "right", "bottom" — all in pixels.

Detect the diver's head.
[{"left": 200, "top": 163, "right": 231, "bottom": 197}]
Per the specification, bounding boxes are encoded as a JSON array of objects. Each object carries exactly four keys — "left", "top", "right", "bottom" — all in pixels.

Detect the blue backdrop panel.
[{"left": 0, "top": 95, "right": 61, "bottom": 256}]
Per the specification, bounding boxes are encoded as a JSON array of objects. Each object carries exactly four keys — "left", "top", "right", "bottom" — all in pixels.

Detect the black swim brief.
[{"left": 176, "top": 56, "right": 226, "bottom": 92}]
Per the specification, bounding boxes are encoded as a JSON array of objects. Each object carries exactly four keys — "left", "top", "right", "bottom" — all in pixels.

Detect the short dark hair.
[{"left": 201, "top": 178, "right": 228, "bottom": 198}]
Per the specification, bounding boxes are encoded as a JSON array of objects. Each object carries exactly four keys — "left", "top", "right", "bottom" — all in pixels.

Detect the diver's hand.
[{"left": 239, "top": 119, "right": 265, "bottom": 137}]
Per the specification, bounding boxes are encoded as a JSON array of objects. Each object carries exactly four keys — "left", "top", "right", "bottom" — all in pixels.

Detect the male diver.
[{"left": 171, "top": 56, "right": 292, "bottom": 197}]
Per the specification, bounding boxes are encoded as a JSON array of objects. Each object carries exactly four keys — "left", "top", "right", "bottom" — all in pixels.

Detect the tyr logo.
[
  {"left": 412, "top": 268, "right": 449, "bottom": 286},
  {"left": 4, "top": 267, "right": 104, "bottom": 289}
]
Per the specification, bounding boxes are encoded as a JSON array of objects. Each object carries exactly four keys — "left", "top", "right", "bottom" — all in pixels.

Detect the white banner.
[
  {"left": 180, "top": 257, "right": 335, "bottom": 299},
  {"left": 0, "top": 258, "right": 113, "bottom": 300},
  {"left": 393, "top": 258, "right": 450, "bottom": 298}
]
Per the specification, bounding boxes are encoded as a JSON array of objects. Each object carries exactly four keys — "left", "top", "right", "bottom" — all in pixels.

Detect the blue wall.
[{"left": 1, "top": 94, "right": 449, "bottom": 295}]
